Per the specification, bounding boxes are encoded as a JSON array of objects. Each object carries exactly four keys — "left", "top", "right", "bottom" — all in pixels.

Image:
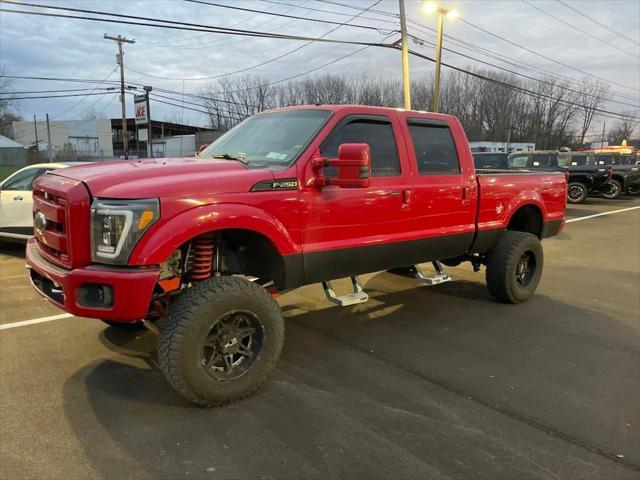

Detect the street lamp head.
[
  {"left": 422, "top": 1, "right": 438, "bottom": 14},
  {"left": 446, "top": 8, "right": 459, "bottom": 19}
]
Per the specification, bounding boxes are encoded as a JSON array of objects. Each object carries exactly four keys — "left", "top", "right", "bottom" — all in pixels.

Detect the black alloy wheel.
[
  {"left": 201, "top": 310, "right": 264, "bottom": 381},
  {"left": 567, "top": 182, "right": 588, "bottom": 204}
]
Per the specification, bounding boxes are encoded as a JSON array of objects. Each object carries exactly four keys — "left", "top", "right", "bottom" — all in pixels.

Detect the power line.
[
  {"left": 457, "top": 18, "right": 638, "bottom": 93},
  {"left": 51, "top": 67, "right": 118, "bottom": 120},
  {"left": 314, "top": 0, "right": 640, "bottom": 97},
  {"left": 556, "top": 0, "right": 640, "bottom": 48},
  {"left": 260, "top": 0, "right": 397, "bottom": 25},
  {"left": 407, "top": 33, "right": 640, "bottom": 109},
  {"left": 182, "top": 0, "right": 393, "bottom": 34},
  {"left": 129, "top": 0, "right": 382, "bottom": 82},
  {"left": 0, "top": 1, "right": 391, "bottom": 47},
  {"left": 407, "top": 48, "right": 639, "bottom": 121},
  {"left": 0, "top": 87, "right": 115, "bottom": 95},
  {"left": 520, "top": 0, "right": 638, "bottom": 59},
  {"left": 5, "top": 91, "right": 117, "bottom": 100}
]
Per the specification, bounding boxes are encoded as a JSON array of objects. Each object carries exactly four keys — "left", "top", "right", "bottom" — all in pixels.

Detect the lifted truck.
[{"left": 26, "top": 106, "right": 566, "bottom": 406}]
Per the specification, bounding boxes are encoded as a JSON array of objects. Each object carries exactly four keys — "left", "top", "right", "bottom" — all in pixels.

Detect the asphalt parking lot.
[{"left": 1, "top": 198, "right": 639, "bottom": 480}]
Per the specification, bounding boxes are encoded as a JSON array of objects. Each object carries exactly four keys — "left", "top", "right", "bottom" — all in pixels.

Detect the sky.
[{"left": 1, "top": 0, "right": 639, "bottom": 137}]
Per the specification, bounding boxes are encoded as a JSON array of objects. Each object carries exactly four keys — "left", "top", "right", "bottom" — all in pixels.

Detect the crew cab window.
[
  {"left": 321, "top": 116, "right": 400, "bottom": 177},
  {"left": 1, "top": 168, "right": 47, "bottom": 191},
  {"left": 407, "top": 121, "right": 460, "bottom": 174}
]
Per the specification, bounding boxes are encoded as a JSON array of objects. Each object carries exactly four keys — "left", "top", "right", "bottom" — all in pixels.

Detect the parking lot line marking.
[
  {"left": 566, "top": 205, "right": 640, "bottom": 224},
  {"left": 0, "top": 313, "right": 73, "bottom": 331}
]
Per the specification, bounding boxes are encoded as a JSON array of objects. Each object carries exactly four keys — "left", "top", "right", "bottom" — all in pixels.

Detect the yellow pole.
[
  {"left": 432, "top": 10, "right": 444, "bottom": 113},
  {"left": 399, "top": 0, "right": 411, "bottom": 110}
]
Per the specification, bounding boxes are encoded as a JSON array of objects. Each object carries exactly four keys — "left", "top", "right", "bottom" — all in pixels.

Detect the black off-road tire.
[
  {"left": 101, "top": 320, "right": 145, "bottom": 331},
  {"left": 567, "top": 182, "right": 588, "bottom": 204},
  {"left": 600, "top": 179, "right": 622, "bottom": 200},
  {"left": 158, "top": 276, "right": 284, "bottom": 407},
  {"left": 486, "top": 231, "right": 543, "bottom": 304}
]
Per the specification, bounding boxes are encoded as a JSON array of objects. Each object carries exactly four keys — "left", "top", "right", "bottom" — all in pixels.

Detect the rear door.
[
  {"left": 301, "top": 113, "right": 414, "bottom": 282},
  {"left": 401, "top": 116, "right": 477, "bottom": 262}
]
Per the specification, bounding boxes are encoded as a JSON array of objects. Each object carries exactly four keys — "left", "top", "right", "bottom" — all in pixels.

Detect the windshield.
[{"left": 200, "top": 109, "right": 332, "bottom": 166}]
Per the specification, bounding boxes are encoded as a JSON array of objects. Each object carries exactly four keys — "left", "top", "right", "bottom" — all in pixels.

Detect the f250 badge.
[{"left": 495, "top": 202, "right": 505, "bottom": 215}]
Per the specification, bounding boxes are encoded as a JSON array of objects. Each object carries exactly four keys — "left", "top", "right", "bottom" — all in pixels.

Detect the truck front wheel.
[
  {"left": 486, "top": 231, "right": 543, "bottom": 304},
  {"left": 158, "top": 276, "right": 284, "bottom": 406}
]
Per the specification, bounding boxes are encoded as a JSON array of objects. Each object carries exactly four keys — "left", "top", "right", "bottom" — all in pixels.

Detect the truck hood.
[{"left": 53, "top": 157, "right": 275, "bottom": 198}]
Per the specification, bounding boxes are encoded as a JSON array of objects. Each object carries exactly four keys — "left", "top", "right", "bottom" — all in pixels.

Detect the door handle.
[
  {"left": 402, "top": 189, "right": 413, "bottom": 208},
  {"left": 13, "top": 196, "right": 23, "bottom": 202},
  {"left": 389, "top": 191, "right": 401, "bottom": 197}
]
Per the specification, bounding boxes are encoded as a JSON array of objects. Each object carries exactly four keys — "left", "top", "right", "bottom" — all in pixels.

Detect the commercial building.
[
  {"left": 9, "top": 118, "right": 215, "bottom": 162},
  {"left": 0, "top": 134, "right": 27, "bottom": 167},
  {"left": 469, "top": 141, "right": 536, "bottom": 153}
]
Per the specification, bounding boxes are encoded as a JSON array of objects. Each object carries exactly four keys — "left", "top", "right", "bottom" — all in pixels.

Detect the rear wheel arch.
[{"left": 506, "top": 204, "right": 543, "bottom": 238}]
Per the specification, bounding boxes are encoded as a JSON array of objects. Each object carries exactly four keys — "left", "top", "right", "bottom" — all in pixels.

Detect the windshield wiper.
[{"left": 210, "top": 153, "right": 249, "bottom": 165}]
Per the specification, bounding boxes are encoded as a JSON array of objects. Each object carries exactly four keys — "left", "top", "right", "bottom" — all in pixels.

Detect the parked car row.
[{"left": 473, "top": 150, "right": 640, "bottom": 204}]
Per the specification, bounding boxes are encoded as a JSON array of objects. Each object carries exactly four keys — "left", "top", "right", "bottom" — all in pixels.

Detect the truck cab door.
[
  {"left": 0, "top": 167, "right": 48, "bottom": 236},
  {"left": 401, "top": 116, "right": 477, "bottom": 262},
  {"left": 301, "top": 114, "right": 414, "bottom": 283}
]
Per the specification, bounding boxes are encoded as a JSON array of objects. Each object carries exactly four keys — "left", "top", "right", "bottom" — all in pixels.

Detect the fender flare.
[
  {"left": 129, "top": 203, "right": 299, "bottom": 265},
  {"left": 505, "top": 192, "right": 547, "bottom": 228}
]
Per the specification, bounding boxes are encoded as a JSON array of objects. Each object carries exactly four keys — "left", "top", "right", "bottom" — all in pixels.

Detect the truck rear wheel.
[
  {"left": 486, "top": 231, "right": 543, "bottom": 304},
  {"left": 158, "top": 276, "right": 284, "bottom": 407},
  {"left": 567, "top": 182, "right": 588, "bottom": 203}
]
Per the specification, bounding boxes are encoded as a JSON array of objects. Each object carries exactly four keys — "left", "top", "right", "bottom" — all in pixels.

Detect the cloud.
[{"left": 1, "top": 0, "right": 638, "bottom": 128}]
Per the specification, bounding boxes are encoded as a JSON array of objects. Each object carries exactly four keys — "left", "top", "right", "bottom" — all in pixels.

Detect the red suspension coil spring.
[{"left": 190, "top": 233, "right": 215, "bottom": 281}]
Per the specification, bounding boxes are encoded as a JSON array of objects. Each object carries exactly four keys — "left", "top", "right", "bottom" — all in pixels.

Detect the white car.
[{"left": 0, "top": 162, "right": 87, "bottom": 240}]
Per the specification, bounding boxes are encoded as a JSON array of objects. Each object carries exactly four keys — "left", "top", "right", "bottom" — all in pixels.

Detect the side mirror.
[
  {"left": 198, "top": 144, "right": 208, "bottom": 154},
  {"left": 313, "top": 143, "right": 371, "bottom": 188}
]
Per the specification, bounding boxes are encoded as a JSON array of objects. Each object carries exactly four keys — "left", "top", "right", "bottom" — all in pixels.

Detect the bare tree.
[
  {"left": 0, "top": 69, "right": 22, "bottom": 134},
  {"left": 577, "top": 78, "right": 610, "bottom": 146},
  {"left": 608, "top": 112, "right": 638, "bottom": 144}
]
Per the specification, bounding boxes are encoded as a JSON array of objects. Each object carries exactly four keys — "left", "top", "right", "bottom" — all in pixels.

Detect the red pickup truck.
[{"left": 26, "top": 105, "right": 566, "bottom": 406}]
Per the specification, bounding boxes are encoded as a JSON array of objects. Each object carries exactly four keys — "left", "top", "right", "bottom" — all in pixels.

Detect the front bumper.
[{"left": 26, "top": 238, "right": 159, "bottom": 322}]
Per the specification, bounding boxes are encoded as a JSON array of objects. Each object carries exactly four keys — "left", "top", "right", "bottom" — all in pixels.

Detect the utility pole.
[
  {"left": 104, "top": 33, "right": 135, "bottom": 159},
  {"left": 33, "top": 115, "right": 39, "bottom": 157},
  {"left": 398, "top": 0, "right": 411, "bottom": 110},
  {"left": 45, "top": 113, "right": 53, "bottom": 162},
  {"left": 601, "top": 121, "right": 606, "bottom": 149}
]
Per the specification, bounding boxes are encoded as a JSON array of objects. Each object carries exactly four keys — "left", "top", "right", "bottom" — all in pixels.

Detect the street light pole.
[
  {"left": 432, "top": 11, "right": 445, "bottom": 113},
  {"left": 422, "top": 2, "right": 459, "bottom": 113},
  {"left": 398, "top": 0, "right": 411, "bottom": 110}
]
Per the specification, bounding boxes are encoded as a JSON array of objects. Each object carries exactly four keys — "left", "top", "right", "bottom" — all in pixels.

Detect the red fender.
[{"left": 129, "top": 203, "right": 299, "bottom": 265}]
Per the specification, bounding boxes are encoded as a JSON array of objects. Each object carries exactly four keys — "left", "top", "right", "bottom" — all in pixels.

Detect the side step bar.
[
  {"left": 388, "top": 262, "right": 452, "bottom": 285},
  {"left": 322, "top": 276, "right": 369, "bottom": 307}
]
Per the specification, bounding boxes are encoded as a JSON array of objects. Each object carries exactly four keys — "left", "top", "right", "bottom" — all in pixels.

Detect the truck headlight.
[{"left": 91, "top": 198, "right": 159, "bottom": 264}]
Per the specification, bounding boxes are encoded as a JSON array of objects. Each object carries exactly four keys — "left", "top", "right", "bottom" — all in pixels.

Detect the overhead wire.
[{"left": 520, "top": 0, "right": 638, "bottom": 59}]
